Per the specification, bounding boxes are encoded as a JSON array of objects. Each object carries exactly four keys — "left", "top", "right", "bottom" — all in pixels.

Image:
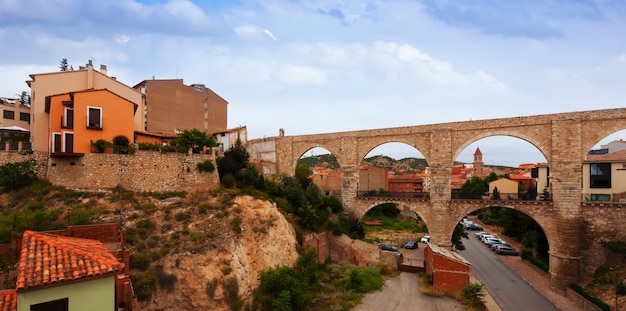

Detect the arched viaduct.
[{"left": 272, "top": 108, "right": 626, "bottom": 292}]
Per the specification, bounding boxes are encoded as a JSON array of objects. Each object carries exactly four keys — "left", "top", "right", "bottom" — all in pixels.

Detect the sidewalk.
[{"left": 499, "top": 256, "right": 583, "bottom": 311}]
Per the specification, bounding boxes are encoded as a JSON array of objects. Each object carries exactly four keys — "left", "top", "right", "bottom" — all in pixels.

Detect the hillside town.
[{"left": 2, "top": 61, "right": 626, "bottom": 311}]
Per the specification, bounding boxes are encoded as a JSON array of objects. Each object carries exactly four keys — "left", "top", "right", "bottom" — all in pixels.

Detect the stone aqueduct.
[{"left": 270, "top": 108, "right": 626, "bottom": 292}]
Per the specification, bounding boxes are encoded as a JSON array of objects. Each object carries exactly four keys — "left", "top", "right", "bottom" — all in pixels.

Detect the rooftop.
[
  {"left": 17, "top": 230, "right": 123, "bottom": 290},
  {"left": 0, "top": 290, "right": 17, "bottom": 311}
]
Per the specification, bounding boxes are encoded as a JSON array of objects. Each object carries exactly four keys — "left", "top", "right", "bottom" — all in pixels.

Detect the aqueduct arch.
[{"left": 272, "top": 108, "right": 626, "bottom": 292}]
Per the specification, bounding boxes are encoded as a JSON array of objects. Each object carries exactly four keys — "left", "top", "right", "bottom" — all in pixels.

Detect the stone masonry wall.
[{"left": 0, "top": 150, "right": 219, "bottom": 192}]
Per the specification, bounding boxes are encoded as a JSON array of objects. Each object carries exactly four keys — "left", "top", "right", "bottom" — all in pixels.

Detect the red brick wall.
[{"left": 424, "top": 246, "right": 470, "bottom": 292}]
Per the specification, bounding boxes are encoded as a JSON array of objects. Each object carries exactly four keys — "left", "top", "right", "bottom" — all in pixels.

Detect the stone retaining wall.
[{"left": 0, "top": 150, "right": 219, "bottom": 192}]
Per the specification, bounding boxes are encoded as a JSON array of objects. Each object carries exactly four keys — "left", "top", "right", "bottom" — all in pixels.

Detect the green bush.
[
  {"left": 198, "top": 160, "right": 215, "bottom": 173},
  {"left": 156, "top": 266, "right": 177, "bottom": 292},
  {"left": 206, "top": 278, "right": 218, "bottom": 299},
  {"left": 90, "top": 139, "right": 113, "bottom": 153},
  {"left": 0, "top": 159, "right": 38, "bottom": 190},
  {"left": 569, "top": 283, "right": 610, "bottom": 311},
  {"left": 221, "top": 174, "right": 236, "bottom": 188},
  {"left": 132, "top": 270, "right": 156, "bottom": 300},
  {"left": 461, "top": 283, "right": 486, "bottom": 310}
]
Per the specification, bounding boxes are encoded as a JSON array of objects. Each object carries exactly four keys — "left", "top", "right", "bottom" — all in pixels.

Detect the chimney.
[
  {"left": 87, "top": 60, "right": 93, "bottom": 67},
  {"left": 100, "top": 64, "right": 107, "bottom": 75}
]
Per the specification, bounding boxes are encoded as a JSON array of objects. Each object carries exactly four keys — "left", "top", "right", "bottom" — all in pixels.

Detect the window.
[
  {"left": 3, "top": 110, "right": 14, "bottom": 119},
  {"left": 20, "top": 112, "right": 30, "bottom": 123},
  {"left": 63, "top": 108, "right": 74, "bottom": 128},
  {"left": 589, "top": 194, "right": 611, "bottom": 201},
  {"left": 590, "top": 163, "right": 611, "bottom": 188},
  {"left": 30, "top": 298, "right": 68, "bottom": 311},
  {"left": 52, "top": 133, "right": 62, "bottom": 153},
  {"left": 87, "top": 106, "right": 102, "bottom": 129}
]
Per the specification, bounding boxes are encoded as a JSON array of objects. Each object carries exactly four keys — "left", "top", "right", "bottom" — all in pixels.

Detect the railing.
[
  {"left": 357, "top": 191, "right": 429, "bottom": 199},
  {"left": 451, "top": 192, "right": 550, "bottom": 201},
  {"left": 356, "top": 191, "right": 552, "bottom": 201}
]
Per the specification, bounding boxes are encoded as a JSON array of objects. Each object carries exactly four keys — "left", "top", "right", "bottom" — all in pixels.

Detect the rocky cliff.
[{"left": 134, "top": 195, "right": 300, "bottom": 311}]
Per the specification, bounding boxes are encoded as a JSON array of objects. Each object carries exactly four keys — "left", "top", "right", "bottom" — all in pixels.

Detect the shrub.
[
  {"left": 569, "top": 283, "right": 610, "bottom": 311},
  {"left": 198, "top": 160, "right": 215, "bottom": 173},
  {"left": 461, "top": 283, "right": 486, "bottom": 310},
  {"left": 231, "top": 217, "right": 242, "bottom": 235},
  {"left": 206, "top": 278, "right": 218, "bottom": 299},
  {"left": 0, "top": 159, "right": 38, "bottom": 190},
  {"left": 174, "top": 211, "right": 191, "bottom": 222},
  {"left": 221, "top": 174, "right": 236, "bottom": 188},
  {"left": 132, "top": 270, "right": 156, "bottom": 300},
  {"left": 90, "top": 139, "right": 113, "bottom": 153},
  {"left": 223, "top": 276, "right": 243, "bottom": 310},
  {"left": 156, "top": 266, "right": 177, "bottom": 291}
]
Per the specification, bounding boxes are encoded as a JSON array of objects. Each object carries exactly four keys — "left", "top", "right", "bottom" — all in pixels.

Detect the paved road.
[{"left": 460, "top": 233, "right": 559, "bottom": 311}]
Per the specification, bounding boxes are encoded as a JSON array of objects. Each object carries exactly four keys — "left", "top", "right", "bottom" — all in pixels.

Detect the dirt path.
[{"left": 352, "top": 272, "right": 464, "bottom": 311}]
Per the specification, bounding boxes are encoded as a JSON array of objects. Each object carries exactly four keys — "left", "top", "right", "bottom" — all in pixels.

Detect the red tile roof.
[
  {"left": 17, "top": 231, "right": 123, "bottom": 290},
  {"left": 0, "top": 290, "right": 16, "bottom": 311}
]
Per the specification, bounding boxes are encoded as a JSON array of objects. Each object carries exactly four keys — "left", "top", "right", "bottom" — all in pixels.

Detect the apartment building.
[
  {"left": 45, "top": 89, "right": 136, "bottom": 156},
  {"left": 133, "top": 79, "right": 228, "bottom": 136},
  {"left": 583, "top": 148, "right": 626, "bottom": 202},
  {"left": 26, "top": 61, "right": 141, "bottom": 153},
  {"left": 0, "top": 97, "right": 30, "bottom": 129}
]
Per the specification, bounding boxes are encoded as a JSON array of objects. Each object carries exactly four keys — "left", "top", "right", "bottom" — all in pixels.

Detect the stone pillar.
[
  {"left": 341, "top": 165, "right": 359, "bottom": 217},
  {"left": 549, "top": 119, "right": 583, "bottom": 292},
  {"left": 428, "top": 130, "right": 454, "bottom": 248}
]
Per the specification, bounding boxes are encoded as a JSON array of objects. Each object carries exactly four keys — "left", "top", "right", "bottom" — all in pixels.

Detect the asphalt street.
[{"left": 459, "top": 233, "right": 559, "bottom": 311}]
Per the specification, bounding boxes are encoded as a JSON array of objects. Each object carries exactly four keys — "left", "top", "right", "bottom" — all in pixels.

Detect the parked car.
[
  {"left": 494, "top": 245, "right": 520, "bottom": 256},
  {"left": 465, "top": 223, "right": 483, "bottom": 231},
  {"left": 405, "top": 241, "right": 419, "bottom": 249},
  {"left": 420, "top": 236, "right": 431, "bottom": 243},
  {"left": 377, "top": 243, "right": 399, "bottom": 252},
  {"left": 480, "top": 234, "right": 495, "bottom": 242},
  {"left": 484, "top": 237, "right": 506, "bottom": 246},
  {"left": 475, "top": 232, "right": 490, "bottom": 239},
  {"left": 490, "top": 243, "right": 510, "bottom": 251}
]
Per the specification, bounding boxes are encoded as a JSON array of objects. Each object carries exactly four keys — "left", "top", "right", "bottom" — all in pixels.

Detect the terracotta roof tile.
[
  {"left": 0, "top": 290, "right": 16, "bottom": 311},
  {"left": 17, "top": 231, "right": 123, "bottom": 290}
]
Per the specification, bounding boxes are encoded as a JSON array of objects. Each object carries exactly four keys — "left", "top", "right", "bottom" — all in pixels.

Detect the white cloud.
[
  {"left": 275, "top": 64, "right": 327, "bottom": 85},
  {"left": 115, "top": 34, "right": 130, "bottom": 44},
  {"left": 263, "top": 29, "right": 278, "bottom": 41},
  {"left": 233, "top": 24, "right": 259, "bottom": 37},
  {"left": 616, "top": 53, "right": 626, "bottom": 63}
]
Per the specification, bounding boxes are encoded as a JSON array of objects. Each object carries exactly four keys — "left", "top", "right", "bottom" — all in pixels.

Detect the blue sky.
[{"left": 1, "top": 0, "right": 625, "bottom": 166}]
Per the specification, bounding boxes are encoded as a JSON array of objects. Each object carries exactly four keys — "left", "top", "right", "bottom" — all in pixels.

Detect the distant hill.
[{"left": 300, "top": 154, "right": 513, "bottom": 174}]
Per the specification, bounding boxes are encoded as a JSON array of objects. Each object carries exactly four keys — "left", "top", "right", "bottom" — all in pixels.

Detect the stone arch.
[
  {"left": 356, "top": 200, "right": 432, "bottom": 234},
  {"left": 290, "top": 142, "right": 344, "bottom": 173},
  {"left": 357, "top": 135, "right": 431, "bottom": 166},
  {"left": 446, "top": 203, "right": 554, "bottom": 253},
  {"left": 582, "top": 124, "right": 626, "bottom": 159},
  {"left": 452, "top": 130, "right": 550, "bottom": 165}
]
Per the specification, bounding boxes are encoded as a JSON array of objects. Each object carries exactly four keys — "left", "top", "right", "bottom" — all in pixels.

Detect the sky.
[{"left": 1, "top": 0, "right": 625, "bottom": 166}]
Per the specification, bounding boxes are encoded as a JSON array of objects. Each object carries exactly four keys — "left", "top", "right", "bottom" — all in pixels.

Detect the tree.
[
  {"left": 0, "top": 159, "right": 38, "bottom": 190},
  {"left": 459, "top": 176, "right": 488, "bottom": 199},
  {"left": 295, "top": 164, "right": 312, "bottom": 188},
  {"left": 172, "top": 128, "right": 217, "bottom": 154},
  {"left": 19, "top": 91, "right": 30, "bottom": 107},
  {"left": 491, "top": 186, "right": 501, "bottom": 200},
  {"left": 217, "top": 137, "right": 249, "bottom": 180},
  {"left": 59, "top": 58, "right": 69, "bottom": 71},
  {"left": 452, "top": 223, "right": 468, "bottom": 250}
]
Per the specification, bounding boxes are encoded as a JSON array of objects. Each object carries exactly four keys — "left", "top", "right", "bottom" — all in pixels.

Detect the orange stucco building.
[
  {"left": 26, "top": 61, "right": 142, "bottom": 153},
  {"left": 45, "top": 89, "right": 136, "bottom": 155}
]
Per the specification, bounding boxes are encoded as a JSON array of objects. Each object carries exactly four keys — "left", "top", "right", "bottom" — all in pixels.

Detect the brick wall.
[{"left": 425, "top": 245, "right": 470, "bottom": 292}]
